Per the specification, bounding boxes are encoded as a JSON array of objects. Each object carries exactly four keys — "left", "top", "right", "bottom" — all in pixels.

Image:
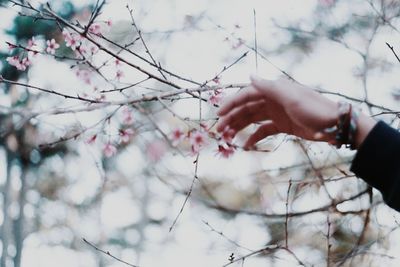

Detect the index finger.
[{"left": 217, "top": 86, "right": 263, "bottom": 116}]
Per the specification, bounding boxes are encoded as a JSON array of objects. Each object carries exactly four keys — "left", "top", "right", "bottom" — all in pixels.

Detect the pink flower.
[
  {"left": 46, "top": 39, "right": 60, "bottom": 55},
  {"left": 217, "top": 145, "right": 235, "bottom": 158},
  {"left": 146, "top": 140, "right": 166, "bottom": 162},
  {"left": 89, "top": 23, "right": 102, "bottom": 35},
  {"left": 209, "top": 89, "right": 224, "bottom": 105},
  {"left": 6, "top": 56, "right": 20, "bottom": 67},
  {"left": 170, "top": 128, "right": 185, "bottom": 146},
  {"left": 103, "top": 142, "right": 117, "bottom": 157},
  {"left": 27, "top": 37, "right": 37, "bottom": 49},
  {"left": 119, "top": 128, "right": 134, "bottom": 143},
  {"left": 76, "top": 69, "right": 92, "bottom": 84},
  {"left": 7, "top": 56, "right": 29, "bottom": 71},
  {"left": 220, "top": 126, "right": 235, "bottom": 144},
  {"left": 63, "top": 29, "right": 81, "bottom": 51},
  {"left": 21, "top": 57, "right": 32, "bottom": 68},
  {"left": 190, "top": 130, "right": 208, "bottom": 154},
  {"left": 212, "top": 76, "right": 220, "bottom": 84},
  {"left": 116, "top": 70, "right": 124, "bottom": 80},
  {"left": 122, "top": 107, "right": 134, "bottom": 125}
]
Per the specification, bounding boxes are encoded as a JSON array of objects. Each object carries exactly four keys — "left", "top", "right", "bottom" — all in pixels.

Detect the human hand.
[{"left": 216, "top": 75, "right": 340, "bottom": 149}]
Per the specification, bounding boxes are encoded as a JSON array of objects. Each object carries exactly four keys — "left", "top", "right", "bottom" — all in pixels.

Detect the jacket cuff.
[{"left": 350, "top": 121, "right": 400, "bottom": 210}]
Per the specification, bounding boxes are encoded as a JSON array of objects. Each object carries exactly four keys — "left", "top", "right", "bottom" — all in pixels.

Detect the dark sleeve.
[{"left": 350, "top": 121, "right": 400, "bottom": 211}]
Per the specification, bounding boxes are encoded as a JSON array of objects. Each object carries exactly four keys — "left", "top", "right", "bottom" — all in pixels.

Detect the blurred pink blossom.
[
  {"left": 146, "top": 140, "right": 166, "bottom": 162},
  {"left": 190, "top": 130, "right": 208, "bottom": 154},
  {"left": 116, "top": 70, "right": 124, "bottom": 80},
  {"left": 7, "top": 56, "right": 30, "bottom": 71},
  {"left": 217, "top": 145, "right": 235, "bottom": 158},
  {"left": 122, "top": 107, "right": 134, "bottom": 125},
  {"left": 119, "top": 128, "right": 134, "bottom": 143},
  {"left": 103, "top": 143, "right": 117, "bottom": 157},
  {"left": 209, "top": 89, "right": 223, "bottom": 105},
  {"left": 89, "top": 23, "right": 102, "bottom": 35},
  {"left": 220, "top": 126, "right": 235, "bottom": 144},
  {"left": 27, "top": 36, "right": 37, "bottom": 49},
  {"left": 170, "top": 128, "right": 185, "bottom": 146}
]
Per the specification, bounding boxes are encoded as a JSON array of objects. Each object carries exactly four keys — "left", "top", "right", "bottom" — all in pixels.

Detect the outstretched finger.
[
  {"left": 217, "top": 86, "right": 263, "bottom": 116},
  {"left": 216, "top": 100, "right": 266, "bottom": 132},
  {"left": 244, "top": 121, "right": 279, "bottom": 149}
]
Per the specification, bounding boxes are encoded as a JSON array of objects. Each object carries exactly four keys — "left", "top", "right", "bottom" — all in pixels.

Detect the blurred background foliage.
[{"left": 1, "top": 0, "right": 400, "bottom": 267}]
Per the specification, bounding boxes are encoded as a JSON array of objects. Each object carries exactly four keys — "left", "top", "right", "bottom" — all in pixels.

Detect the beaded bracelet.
[{"left": 323, "top": 101, "right": 360, "bottom": 150}]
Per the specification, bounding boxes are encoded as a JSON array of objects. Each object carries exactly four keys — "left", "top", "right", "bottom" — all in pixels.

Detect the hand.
[{"left": 216, "top": 75, "right": 340, "bottom": 149}]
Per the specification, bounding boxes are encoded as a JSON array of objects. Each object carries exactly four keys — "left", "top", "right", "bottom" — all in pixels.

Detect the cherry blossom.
[
  {"left": 27, "top": 36, "right": 37, "bottom": 49},
  {"left": 209, "top": 89, "right": 224, "bottom": 105},
  {"left": 75, "top": 69, "right": 92, "bottom": 85},
  {"left": 212, "top": 76, "right": 221, "bottom": 84},
  {"left": 63, "top": 29, "right": 81, "bottom": 51},
  {"left": 189, "top": 130, "right": 208, "bottom": 154},
  {"left": 146, "top": 140, "right": 166, "bottom": 162},
  {"left": 220, "top": 126, "right": 235, "bottom": 144},
  {"left": 170, "top": 128, "right": 185, "bottom": 146},
  {"left": 21, "top": 57, "right": 32, "bottom": 68},
  {"left": 103, "top": 142, "right": 117, "bottom": 157},
  {"left": 116, "top": 70, "right": 124, "bottom": 81},
  {"left": 217, "top": 145, "right": 235, "bottom": 158},
  {"left": 6, "top": 56, "right": 29, "bottom": 71},
  {"left": 7, "top": 56, "right": 20, "bottom": 67},
  {"left": 46, "top": 39, "right": 60, "bottom": 55},
  {"left": 119, "top": 128, "right": 134, "bottom": 143},
  {"left": 89, "top": 23, "right": 102, "bottom": 35},
  {"left": 122, "top": 107, "right": 134, "bottom": 125}
]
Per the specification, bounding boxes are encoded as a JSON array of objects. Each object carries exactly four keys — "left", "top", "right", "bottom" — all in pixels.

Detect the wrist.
[{"left": 353, "top": 113, "right": 377, "bottom": 149}]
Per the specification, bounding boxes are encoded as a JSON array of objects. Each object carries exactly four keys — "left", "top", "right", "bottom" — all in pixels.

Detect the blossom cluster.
[
  {"left": 6, "top": 20, "right": 112, "bottom": 72},
  {"left": 169, "top": 125, "right": 236, "bottom": 158},
  {"left": 86, "top": 107, "right": 135, "bottom": 158},
  {"left": 4, "top": 20, "right": 236, "bottom": 161}
]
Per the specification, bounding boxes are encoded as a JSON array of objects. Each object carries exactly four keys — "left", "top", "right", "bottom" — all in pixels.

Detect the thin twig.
[
  {"left": 203, "top": 221, "right": 254, "bottom": 252},
  {"left": 386, "top": 42, "right": 400, "bottom": 63},
  {"left": 285, "top": 179, "right": 292, "bottom": 248},
  {"left": 253, "top": 9, "right": 258, "bottom": 73},
  {"left": 169, "top": 153, "right": 200, "bottom": 232},
  {"left": 83, "top": 238, "right": 139, "bottom": 267}
]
